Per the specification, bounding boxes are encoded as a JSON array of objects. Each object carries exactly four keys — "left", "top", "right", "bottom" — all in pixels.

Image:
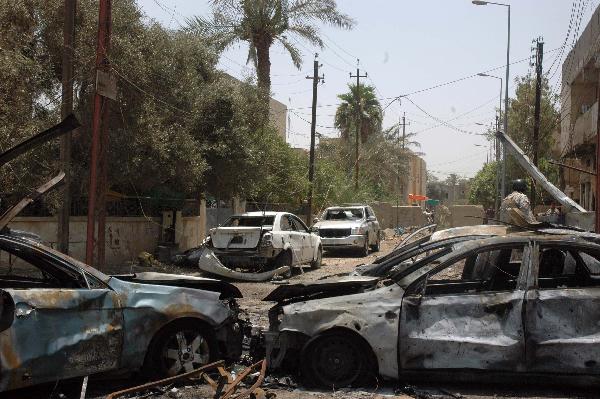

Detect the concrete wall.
[
  {"left": 450, "top": 205, "right": 484, "bottom": 227},
  {"left": 9, "top": 216, "right": 161, "bottom": 266},
  {"left": 8, "top": 214, "right": 208, "bottom": 267},
  {"left": 370, "top": 203, "right": 426, "bottom": 229}
]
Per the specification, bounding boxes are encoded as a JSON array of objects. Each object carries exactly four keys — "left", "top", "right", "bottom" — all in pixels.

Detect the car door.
[
  {"left": 367, "top": 206, "right": 380, "bottom": 238},
  {"left": 291, "top": 215, "right": 314, "bottom": 262},
  {"left": 280, "top": 215, "right": 303, "bottom": 265},
  {"left": 0, "top": 240, "right": 124, "bottom": 391},
  {"left": 524, "top": 241, "right": 600, "bottom": 374},
  {"left": 399, "top": 242, "right": 530, "bottom": 373}
]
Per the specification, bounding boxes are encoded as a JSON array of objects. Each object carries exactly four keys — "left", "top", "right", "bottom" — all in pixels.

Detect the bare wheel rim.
[
  {"left": 161, "top": 329, "right": 210, "bottom": 376},
  {"left": 310, "top": 336, "right": 361, "bottom": 387}
]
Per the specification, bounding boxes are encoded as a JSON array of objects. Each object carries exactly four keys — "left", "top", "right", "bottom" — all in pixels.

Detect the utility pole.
[
  {"left": 495, "top": 114, "right": 501, "bottom": 213},
  {"left": 396, "top": 114, "right": 410, "bottom": 229},
  {"left": 306, "top": 54, "right": 324, "bottom": 226},
  {"left": 531, "top": 37, "right": 544, "bottom": 208},
  {"left": 350, "top": 61, "right": 367, "bottom": 190},
  {"left": 86, "top": 0, "right": 112, "bottom": 267},
  {"left": 58, "top": 0, "right": 76, "bottom": 255}
]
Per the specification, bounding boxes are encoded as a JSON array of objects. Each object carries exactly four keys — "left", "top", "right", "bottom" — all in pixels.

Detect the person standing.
[{"left": 499, "top": 179, "right": 536, "bottom": 224}]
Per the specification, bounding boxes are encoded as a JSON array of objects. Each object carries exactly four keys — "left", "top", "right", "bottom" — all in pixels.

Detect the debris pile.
[{"left": 105, "top": 360, "right": 273, "bottom": 399}]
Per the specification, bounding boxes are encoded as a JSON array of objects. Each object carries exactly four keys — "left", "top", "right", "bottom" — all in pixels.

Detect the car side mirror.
[
  {"left": 367, "top": 216, "right": 376, "bottom": 222},
  {"left": 312, "top": 217, "right": 320, "bottom": 224},
  {"left": 310, "top": 226, "right": 319, "bottom": 233}
]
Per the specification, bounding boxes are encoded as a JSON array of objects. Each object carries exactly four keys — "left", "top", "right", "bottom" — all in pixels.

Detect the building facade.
[{"left": 557, "top": 4, "right": 600, "bottom": 210}]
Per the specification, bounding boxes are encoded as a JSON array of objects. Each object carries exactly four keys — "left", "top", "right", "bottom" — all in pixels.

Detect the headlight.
[
  {"left": 351, "top": 226, "right": 365, "bottom": 235},
  {"left": 260, "top": 232, "right": 273, "bottom": 247}
]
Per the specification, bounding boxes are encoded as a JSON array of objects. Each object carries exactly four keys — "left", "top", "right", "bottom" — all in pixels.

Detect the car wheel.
[
  {"left": 310, "top": 245, "right": 322, "bottom": 269},
  {"left": 359, "top": 234, "right": 369, "bottom": 257},
  {"left": 370, "top": 232, "right": 380, "bottom": 252},
  {"left": 273, "top": 250, "right": 293, "bottom": 278},
  {"left": 300, "top": 332, "right": 375, "bottom": 388},
  {"left": 145, "top": 320, "right": 217, "bottom": 379}
]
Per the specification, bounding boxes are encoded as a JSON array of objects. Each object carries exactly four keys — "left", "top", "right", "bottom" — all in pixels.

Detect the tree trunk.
[{"left": 255, "top": 39, "right": 271, "bottom": 94}]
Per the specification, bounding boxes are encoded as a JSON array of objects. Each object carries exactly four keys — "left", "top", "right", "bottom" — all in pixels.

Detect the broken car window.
[
  {"left": 324, "top": 208, "right": 364, "bottom": 221},
  {"left": 224, "top": 216, "right": 275, "bottom": 227},
  {"left": 421, "top": 245, "right": 525, "bottom": 295}
]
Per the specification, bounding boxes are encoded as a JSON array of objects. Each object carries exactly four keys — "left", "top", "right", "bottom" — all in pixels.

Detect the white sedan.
[{"left": 209, "top": 212, "right": 322, "bottom": 271}]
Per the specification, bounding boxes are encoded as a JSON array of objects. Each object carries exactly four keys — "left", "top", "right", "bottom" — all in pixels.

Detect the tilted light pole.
[
  {"left": 473, "top": 0, "right": 510, "bottom": 199},
  {"left": 477, "top": 72, "right": 503, "bottom": 212}
]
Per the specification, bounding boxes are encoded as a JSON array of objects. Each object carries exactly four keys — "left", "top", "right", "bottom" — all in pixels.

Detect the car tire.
[
  {"left": 310, "top": 245, "right": 322, "bottom": 269},
  {"left": 144, "top": 320, "right": 217, "bottom": 379},
  {"left": 273, "top": 250, "right": 293, "bottom": 278},
  {"left": 359, "top": 234, "right": 369, "bottom": 257},
  {"left": 300, "top": 331, "right": 377, "bottom": 388},
  {"left": 370, "top": 232, "right": 380, "bottom": 252}
]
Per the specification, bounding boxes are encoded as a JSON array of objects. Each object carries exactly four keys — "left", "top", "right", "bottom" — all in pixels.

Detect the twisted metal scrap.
[{"left": 105, "top": 360, "right": 224, "bottom": 399}]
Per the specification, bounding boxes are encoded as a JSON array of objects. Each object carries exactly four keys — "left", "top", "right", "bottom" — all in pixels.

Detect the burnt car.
[
  {"left": 0, "top": 234, "right": 244, "bottom": 392},
  {"left": 0, "top": 117, "right": 243, "bottom": 392},
  {"left": 263, "top": 234, "right": 600, "bottom": 388}
]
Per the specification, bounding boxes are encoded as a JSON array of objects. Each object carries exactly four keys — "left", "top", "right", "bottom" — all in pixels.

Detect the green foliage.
[
  {"left": 334, "top": 84, "right": 383, "bottom": 144},
  {"left": 0, "top": 0, "right": 307, "bottom": 212},
  {"left": 469, "top": 161, "right": 498, "bottom": 209},
  {"left": 469, "top": 74, "right": 560, "bottom": 206},
  {"left": 189, "top": 0, "right": 355, "bottom": 92}
]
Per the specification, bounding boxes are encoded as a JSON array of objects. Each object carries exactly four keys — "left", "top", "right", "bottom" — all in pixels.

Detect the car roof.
[
  {"left": 325, "top": 206, "right": 365, "bottom": 210},
  {"left": 235, "top": 211, "right": 281, "bottom": 217}
]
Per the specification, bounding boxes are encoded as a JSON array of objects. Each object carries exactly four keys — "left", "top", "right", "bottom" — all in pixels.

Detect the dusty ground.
[{"left": 2, "top": 237, "right": 598, "bottom": 399}]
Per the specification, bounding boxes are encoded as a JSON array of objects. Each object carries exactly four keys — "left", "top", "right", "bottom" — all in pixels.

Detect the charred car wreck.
[
  {"left": 263, "top": 234, "right": 600, "bottom": 388},
  {"left": 0, "top": 118, "right": 244, "bottom": 392}
]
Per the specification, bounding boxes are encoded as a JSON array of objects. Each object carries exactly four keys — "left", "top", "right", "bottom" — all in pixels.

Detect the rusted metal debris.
[
  {"left": 202, "top": 359, "right": 268, "bottom": 399},
  {"left": 105, "top": 360, "right": 224, "bottom": 399},
  {"left": 104, "top": 360, "right": 269, "bottom": 399}
]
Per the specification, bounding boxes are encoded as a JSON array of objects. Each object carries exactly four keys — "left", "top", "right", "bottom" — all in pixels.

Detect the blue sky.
[{"left": 137, "top": 0, "right": 598, "bottom": 179}]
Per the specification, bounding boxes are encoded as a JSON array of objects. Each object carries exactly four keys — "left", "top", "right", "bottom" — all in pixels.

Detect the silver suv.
[{"left": 312, "top": 205, "right": 380, "bottom": 256}]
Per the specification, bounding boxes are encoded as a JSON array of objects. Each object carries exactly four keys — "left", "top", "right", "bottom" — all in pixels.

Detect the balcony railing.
[{"left": 572, "top": 101, "right": 598, "bottom": 147}]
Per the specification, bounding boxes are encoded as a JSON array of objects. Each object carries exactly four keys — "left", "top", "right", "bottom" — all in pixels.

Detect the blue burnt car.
[{"left": 0, "top": 233, "right": 244, "bottom": 392}]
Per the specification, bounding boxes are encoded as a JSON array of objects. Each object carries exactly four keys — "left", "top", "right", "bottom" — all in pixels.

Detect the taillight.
[{"left": 260, "top": 232, "right": 274, "bottom": 247}]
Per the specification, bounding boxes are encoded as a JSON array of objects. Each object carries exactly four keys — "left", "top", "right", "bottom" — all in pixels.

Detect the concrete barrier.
[{"left": 450, "top": 205, "right": 484, "bottom": 227}]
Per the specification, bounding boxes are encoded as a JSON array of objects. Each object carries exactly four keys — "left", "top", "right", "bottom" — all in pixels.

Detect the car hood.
[
  {"left": 314, "top": 220, "right": 363, "bottom": 229},
  {"left": 263, "top": 275, "right": 379, "bottom": 304},
  {"left": 111, "top": 271, "right": 242, "bottom": 299}
]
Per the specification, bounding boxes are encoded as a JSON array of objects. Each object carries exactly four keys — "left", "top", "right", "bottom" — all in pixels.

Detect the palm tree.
[
  {"left": 189, "top": 0, "right": 354, "bottom": 93},
  {"left": 334, "top": 84, "right": 383, "bottom": 144}
]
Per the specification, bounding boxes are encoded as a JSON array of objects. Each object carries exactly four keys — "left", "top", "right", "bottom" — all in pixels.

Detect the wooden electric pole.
[
  {"left": 86, "top": 0, "right": 112, "bottom": 267},
  {"left": 531, "top": 37, "right": 543, "bottom": 208},
  {"left": 306, "top": 54, "right": 324, "bottom": 225},
  {"left": 350, "top": 61, "right": 367, "bottom": 190},
  {"left": 58, "top": 0, "right": 76, "bottom": 255}
]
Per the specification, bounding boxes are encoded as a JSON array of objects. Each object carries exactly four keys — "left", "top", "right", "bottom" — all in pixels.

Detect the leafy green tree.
[
  {"left": 469, "top": 161, "right": 498, "bottom": 209},
  {"left": 189, "top": 0, "right": 354, "bottom": 93},
  {"left": 0, "top": 0, "right": 308, "bottom": 214},
  {"left": 334, "top": 84, "right": 383, "bottom": 144},
  {"left": 469, "top": 74, "right": 560, "bottom": 207}
]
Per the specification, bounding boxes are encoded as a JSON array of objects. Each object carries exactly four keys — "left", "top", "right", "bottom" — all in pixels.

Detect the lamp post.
[
  {"left": 477, "top": 72, "right": 503, "bottom": 212},
  {"left": 473, "top": 0, "right": 510, "bottom": 200}
]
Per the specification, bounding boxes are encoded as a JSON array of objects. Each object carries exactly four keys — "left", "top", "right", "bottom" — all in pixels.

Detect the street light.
[{"left": 473, "top": 0, "right": 510, "bottom": 201}]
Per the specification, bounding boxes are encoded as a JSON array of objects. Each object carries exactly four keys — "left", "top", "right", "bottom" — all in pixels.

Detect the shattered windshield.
[
  {"left": 323, "top": 208, "right": 364, "bottom": 221},
  {"left": 223, "top": 216, "right": 275, "bottom": 227}
]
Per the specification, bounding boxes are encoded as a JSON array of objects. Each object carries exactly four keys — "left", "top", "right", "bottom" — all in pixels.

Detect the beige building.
[
  {"left": 223, "top": 73, "right": 288, "bottom": 139},
  {"left": 404, "top": 154, "right": 427, "bottom": 200},
  {"left": 556, "top": 4, "right": 600, "bottom": 210}
]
